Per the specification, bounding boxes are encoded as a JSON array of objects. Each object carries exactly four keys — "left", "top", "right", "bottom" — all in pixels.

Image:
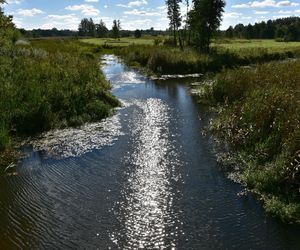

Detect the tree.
[
  {"left": 0, "top": 0, "right": 19, "bottom": 45},
  {"left": 225, "top": 26, "right": 234, "bottom": 38},
  {"left": 134, "top": 29, "right": 142, "bottom": 38},
  {"left": 78, "top": 18, "right": 95, "bottom": 37},
  {"left": 96, "top": 19, "right": 108, "bottom": 38},
  {"left": 189, "top": 0, "right": 225, "bottom": 53},
  {"left": 166, "top": 0, "right": 182, "bottom": 46},
  {"left": 112, "top": 20, "right": 120, "bottom": 39}
]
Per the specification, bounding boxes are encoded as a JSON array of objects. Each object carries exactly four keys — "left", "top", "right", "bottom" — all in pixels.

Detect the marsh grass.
[
  {"left": 0, "top": 39, "right": 119, "bottom": 166},
  {"left": 114, "top": 44, "right": 299, "bottom": 75},
  {"left": 196, "top": 61, "right": 300, "bottom": 223}
]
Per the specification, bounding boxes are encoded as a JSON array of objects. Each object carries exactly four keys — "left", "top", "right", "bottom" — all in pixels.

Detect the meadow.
[
  {"left": 81, "top": 36, "right": 159, "bottom": 47},
  {"left": 81, "top": 37, "right": 300, "bottom": 76},
  {"left": 0, "top": 39, "right": 119, "bottom": 168}
]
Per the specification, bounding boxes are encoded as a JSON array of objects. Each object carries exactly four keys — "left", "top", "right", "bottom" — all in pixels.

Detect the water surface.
[{"left": 0, "top": 55, "right": 299, "bottom": 249}]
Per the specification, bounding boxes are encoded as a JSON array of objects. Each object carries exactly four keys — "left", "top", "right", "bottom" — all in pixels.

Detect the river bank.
[
  {"left": 192, "top": 60, "right": 300, "bottom": 223},
  {"left": 110, "top": 43, "right": 300, "bottom": 223},
  {"left": 0, "top": 39, "right": 120, "bottom": 172}
]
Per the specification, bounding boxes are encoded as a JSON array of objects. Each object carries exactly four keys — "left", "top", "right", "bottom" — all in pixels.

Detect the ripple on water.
[{"left": 111, "top": 98, "right": 182, "bottom": 249}]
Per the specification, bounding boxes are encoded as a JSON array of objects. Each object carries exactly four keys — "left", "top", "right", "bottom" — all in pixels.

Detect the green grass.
[
  {"left": 112, "top": 42, "right": 298, "bottom": 76},
  {"left": 213, "top": 39, "right": 300, "bottom": 53},
  {"left": 0, "top": 39, "right": 119, "bottom": 168},
  {"left": 194, "top": 60, "right": 300, "bottom": 223},
  {"left": 81, "top": 36, "right": 160, "bottom": 47}
]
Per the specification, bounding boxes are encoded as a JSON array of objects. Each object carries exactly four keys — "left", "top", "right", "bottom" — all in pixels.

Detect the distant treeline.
[
  {"left": 19, "top": 18, "right": 167, "bottom": 38},
  {"left": 224, "top": 17, "right": 300, "bottom": 41}
]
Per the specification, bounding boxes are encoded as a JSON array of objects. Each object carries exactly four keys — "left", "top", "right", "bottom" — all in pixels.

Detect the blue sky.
[{"left": 3, "top": 0, "right": 300, "bottom": 30}]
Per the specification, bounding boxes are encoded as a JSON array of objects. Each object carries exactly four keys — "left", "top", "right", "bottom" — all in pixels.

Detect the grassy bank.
[
  {"left": 194, "top": 60, "right": 300, "bottom": 223},
  {"left": 81, "top": 36, "right": 158, "bottom": 47},
  {"left": 107, "top": 41, "right": 299, "bottom": 75},
  {"left": 0, "top": 39, "right": 119, "bottom": 168}
]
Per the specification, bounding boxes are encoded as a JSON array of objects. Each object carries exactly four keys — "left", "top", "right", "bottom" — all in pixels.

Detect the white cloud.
[
  {"left": 224, "top": 12, "right": 243, "bottom": 18},
  {"left": 5, "top": 0, "right": 22, "bottom": 4},
  {"left": 254, "top": 10, "right": 270, "bottom": 14},
  {"left": 278, "top": 10, "right": 292, "bottom": 13},
  {"left": 117, "top": 0, "right": 148, "bottom": 8},
  {"left": 42, "top": 14, "right": 80, "bottom": 30},
  {"left": 124, "top": 8, "right": 161, "bottom": 16},
  {"left": 65, "top": 4, "right": 100, "bottom": 16},
  {"left": 233, "top": 0, "right": 299, "bottom": 9},
  {"left": 128, "top": 0, "right": 148, "bottom": 7},
  {"left": 17, "top": 8, "right": 45, "bottom": 17},
  {"left": 85, "top": 0, "right": 99, "bottom": 2}
]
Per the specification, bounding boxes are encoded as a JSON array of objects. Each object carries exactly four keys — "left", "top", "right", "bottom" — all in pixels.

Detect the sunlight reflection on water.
[{"left": 111, "top": 98, "right": 182, "bottom": 249}]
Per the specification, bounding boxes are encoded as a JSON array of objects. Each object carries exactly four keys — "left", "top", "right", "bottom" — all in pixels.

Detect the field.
[
  {"left": 81, "top": 36, "right": 159, "bottom": 47},
  {"left": 213, "top": 39, "right": 300, "bottom": 53},
  {"left": 82, "top": 36, "right": 300, "bottom": 53}
]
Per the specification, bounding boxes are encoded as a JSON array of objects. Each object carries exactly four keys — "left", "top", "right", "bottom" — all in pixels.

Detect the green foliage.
[
  {"left": 112, "top": 20, "right": 121, "bottom": 39},
  {"left": 188, "top": 0, "right": 225, "bottom": 52},
  {"left": 96, "top": 19, "right": 108, "bottom": 38},
  {"left": 166, "top": 0, "right": 182, "bottom": 45},
  {"left": 198, "top": 60, "right": 300, "bottom": 222},
  {"left": 225, "top": 17, "right": 300, "bottom": 41},
  {"left": 114, "top": 43, "right": 299, "bottom": 75},
  {"left": 0, "top": 39, "right": 119, "bottom": 154},
  {"left": 134, "top": 29, "right": 142, "bottom": 38},
  {"left": 0, "top": 1, "right": 20, "bottom": 46},
  {"left": 78, "top": 18, "right": 96, "bottom": 37}
]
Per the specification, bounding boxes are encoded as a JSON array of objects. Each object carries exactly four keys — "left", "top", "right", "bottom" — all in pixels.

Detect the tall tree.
[
  {"left": 78, "top": 18, "right": 96, "bottom": 37},
  {"left": 166, "top": 0, "right": 182, "bottom": 46},
  {"left": 78, "top": 18, "right": 89, "bottom": 36},
  {"left": 112, "top": 20, "right": 120, "bottom": 39},
  {"left": 87, "top": 18, "right": 96, "bottom": 37},
  {"left": 189, "top": 0, "right": 225, "bottom": 53},
  {"left": 96, "top": 19, "right": 108, "bottom": 38}
]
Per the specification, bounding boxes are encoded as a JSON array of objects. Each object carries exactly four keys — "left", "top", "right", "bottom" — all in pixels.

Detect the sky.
[{"left": 2, "top": 0, "right": 300, "bottom": 31}]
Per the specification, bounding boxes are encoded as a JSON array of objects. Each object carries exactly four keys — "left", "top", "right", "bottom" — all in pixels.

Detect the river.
[{"left": 0, "top": 55, "right": 299, "bottom": 249}]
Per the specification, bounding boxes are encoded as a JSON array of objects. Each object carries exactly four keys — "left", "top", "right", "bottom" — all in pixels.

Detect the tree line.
[{"left": 224, "top": 17, "right": 300, "bottom": 41}]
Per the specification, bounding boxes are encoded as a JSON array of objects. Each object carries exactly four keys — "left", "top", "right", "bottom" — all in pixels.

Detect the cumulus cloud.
[
  {"left": 17, "top": 8, "right": 45, "bottom": 17},
  {"left": 42, "top": 14, "right": 80, "bottom": 30},
  {"left": 224, "top": 12, "right": 243, "bottom": 18},
  {"left": 124, "top": 8, "right": 161, "bottom": 16},
  {"left": 65, "top": 4, "right": 100, "bottom": 16},
  {"left": 233, "top": 0, "right": 299, "bottom": 9},
  {"left": 117, "top": 0, "right": 148, "bottom": 8}
]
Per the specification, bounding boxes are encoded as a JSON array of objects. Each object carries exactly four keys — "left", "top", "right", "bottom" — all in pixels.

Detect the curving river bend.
[{"left": 0, "top": 55, "right": 299, "bottom": 249}]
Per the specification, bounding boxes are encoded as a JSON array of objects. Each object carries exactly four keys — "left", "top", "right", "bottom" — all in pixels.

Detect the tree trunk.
[
  {"left": 178, "top": 30, "right": 184, "bottom": 51},
  {"left": 173, "top": 24, "right": 177, "bottom": 46}
]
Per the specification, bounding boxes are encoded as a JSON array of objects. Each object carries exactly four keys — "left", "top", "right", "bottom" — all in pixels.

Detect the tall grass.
[
  {"left": 114, "top": 44, "right": 298, "bottom": 75},
  {"left": 196, "top": 60, "right": 300, "bottom": 223},
  {"left": 0, "top": 39, "right": 119, "bottom": 164}
]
